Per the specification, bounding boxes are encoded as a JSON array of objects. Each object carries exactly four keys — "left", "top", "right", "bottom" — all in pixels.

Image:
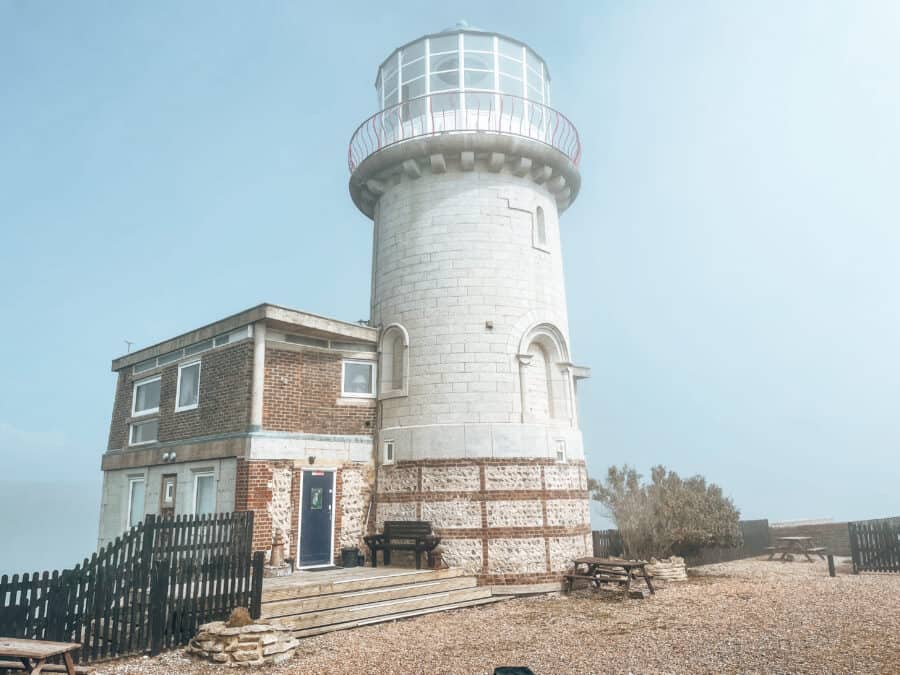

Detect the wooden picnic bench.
[
  {"left": 364, "top": 520, "right": 441, "bottom": 569},
  {"left": 0, "top": 638, "right": 89, "bottom": 674},
  {"left": 566, "top": 557, "right": 655, "bottom": 598},
  {"left": 767, "top": 536, "right": 828, "bottom": 562}
]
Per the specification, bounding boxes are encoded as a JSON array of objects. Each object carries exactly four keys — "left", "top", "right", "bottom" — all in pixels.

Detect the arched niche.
[
  {"left": 517, "top": 323, "right": 574, "bottom": 424},
  {"left": 379, "top": 323, "right": 409, "bottom": 398}
]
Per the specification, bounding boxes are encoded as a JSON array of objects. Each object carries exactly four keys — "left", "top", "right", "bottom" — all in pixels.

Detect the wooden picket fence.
[
  {"left": 591, "top": 529, "right": 624, "bottom": 558},
  {"left": 0, "top": 512, "right": 265, "bottom": 665},
  {"left": 849, "top": 518, "right": 900, "bottom": 574}
]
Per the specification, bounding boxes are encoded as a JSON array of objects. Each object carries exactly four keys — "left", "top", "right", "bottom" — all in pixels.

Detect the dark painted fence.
[
  {"left": 0, "top": 512, "right": 264, "bottom": 666},
  {"left": 849, "top": 518, "right": 900, "bottom": 574},
  {"left": 591, "top": 520, "right": 771, "bottom": 566},
  {"left": 591, "top": 529, "right": 624, "bottom": 558}
]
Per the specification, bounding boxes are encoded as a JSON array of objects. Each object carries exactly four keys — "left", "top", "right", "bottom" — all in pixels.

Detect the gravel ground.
[{"left": 92, "top": 558, "right": 900, "bottom": 674}]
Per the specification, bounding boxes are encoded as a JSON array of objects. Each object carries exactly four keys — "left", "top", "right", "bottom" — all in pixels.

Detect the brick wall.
[
  {"left": 236, "top": 459, "right": 371, "bottom": 563},
  {"left": 107, "top": 341, "right": 253, "bottom": 450},
  {"left": 263, "top": 347, "right": 376, "bottom": 435}
]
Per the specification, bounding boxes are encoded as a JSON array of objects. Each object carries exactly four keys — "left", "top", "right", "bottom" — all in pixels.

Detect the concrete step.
[
  {"left": 282, "top": 586, "right": 494, "bottom": 632},
  {"left": 262, "top": 567, "right": 465, "bottom": 603},
  {"left": 261, "top": 575, "right": 477, "bottom": 619},
  {"left": 290, "top": 595, "right": 506, "bottom": 639}
]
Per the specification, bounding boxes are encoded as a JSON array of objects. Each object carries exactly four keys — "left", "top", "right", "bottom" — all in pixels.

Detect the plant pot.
[{"left": 341, "top": 546, "right": 360, "bottom": 568}]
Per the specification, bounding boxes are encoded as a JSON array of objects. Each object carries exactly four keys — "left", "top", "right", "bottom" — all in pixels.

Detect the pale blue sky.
[{"left": 1, "top": 0, "right": 898, "bottom": 554}]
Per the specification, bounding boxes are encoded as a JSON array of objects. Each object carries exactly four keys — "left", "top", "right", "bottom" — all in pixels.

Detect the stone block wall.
[{"left": 375, "top": 458, "right": 591, "bottom": 585}]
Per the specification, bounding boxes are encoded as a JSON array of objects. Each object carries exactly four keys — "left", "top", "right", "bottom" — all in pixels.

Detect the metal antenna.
[{"left": 124, "top": 340, "right": 135, "bottom": 353}]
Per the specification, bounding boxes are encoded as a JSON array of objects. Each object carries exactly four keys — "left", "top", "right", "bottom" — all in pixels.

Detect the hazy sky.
[{"left": 1, "top": 1, "right": 898, "bottom": 531}]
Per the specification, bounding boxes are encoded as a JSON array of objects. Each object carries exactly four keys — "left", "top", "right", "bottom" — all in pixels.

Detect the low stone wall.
[
  {"left": 646, "top": 557, "right": 687, "bottom": 582},
  {"left": 770, "top": 522, "right": 851, "bottom": 556},
  {"left": 188, "top": 621, "right": 299, "bottom": 667}
]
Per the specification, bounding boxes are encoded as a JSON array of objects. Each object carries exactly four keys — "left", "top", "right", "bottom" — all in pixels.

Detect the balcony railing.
[{"left": 348, "top": 92, "right": 581, "bottom": 173}]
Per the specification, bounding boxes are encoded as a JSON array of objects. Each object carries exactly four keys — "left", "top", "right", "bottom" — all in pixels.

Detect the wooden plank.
[
  {"left": 261, "top": 576, "right": 477, "bottom": 619},
  {"left": 262, "top": 567, "right": 465, "bottom": 603},
  {"left": 283, "top": 586, "right": 492, "bottom": 631},
  {"left": 290, "top": 596, "right": 505, "bottom": 639}
]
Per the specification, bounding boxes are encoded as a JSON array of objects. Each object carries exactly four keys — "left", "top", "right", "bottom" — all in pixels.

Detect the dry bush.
[
  {"left": 226, "top": 607, "right": 253, "bottom": 628},
  {"left": 589, "top": 465, "right": 741, "bottom": 559}
]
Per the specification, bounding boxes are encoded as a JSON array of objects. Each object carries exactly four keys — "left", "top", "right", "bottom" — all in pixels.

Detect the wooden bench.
[
  {"left": 0, "top": 660, "right": 91, "bottom": 674},
  {"left": 0, "top": 638, "right": 89, "bottom": 674},
  {"left": 364, "top": 520, "right": 441, "bottom": 569}
]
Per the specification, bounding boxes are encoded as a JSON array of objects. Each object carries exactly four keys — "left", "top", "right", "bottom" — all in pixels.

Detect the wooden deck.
[{"left": 260, "top": 566, "right": 502, "bottom": 638}]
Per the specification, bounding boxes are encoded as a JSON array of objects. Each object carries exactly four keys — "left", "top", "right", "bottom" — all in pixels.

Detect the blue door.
[{"left": 299, "top": 470, "right": 334, "bottom": 567}]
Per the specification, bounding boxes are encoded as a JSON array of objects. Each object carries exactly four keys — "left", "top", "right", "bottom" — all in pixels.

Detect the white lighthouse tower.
[{"left": 349, "top": 23, "right": 591, "bottom": 587}]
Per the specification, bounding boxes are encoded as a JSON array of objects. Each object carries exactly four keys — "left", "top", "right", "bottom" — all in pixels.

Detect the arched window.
[
  {"left": 379, "top": 324, "right": 409, "bottom": 397},
  {"left": 535, "top": 206, "right": 547, "bottom": 247}
]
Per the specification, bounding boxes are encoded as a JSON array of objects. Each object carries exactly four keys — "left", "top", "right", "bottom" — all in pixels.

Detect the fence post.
[
  {"left": 848, "top": 522, "right": 859, "bottom": 574},
  {"left": 248, "top": 551, "right": 265, "bottom": 620},
  {"left": 148, "top": 558, "right": 170, "bottom": 656},
  {"left": 827, "top": 554, "right": 836, "bottom": 577}
]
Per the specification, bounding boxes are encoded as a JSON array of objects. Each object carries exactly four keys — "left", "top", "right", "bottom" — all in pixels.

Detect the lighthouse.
[{"left": 349, "top": 23, "right": 591, "bottom": 587}]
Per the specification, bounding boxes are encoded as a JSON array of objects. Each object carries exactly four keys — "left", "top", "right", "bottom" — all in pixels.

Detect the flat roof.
[{"left": 111, "top": 303, "right": 377, "bottom": 371}]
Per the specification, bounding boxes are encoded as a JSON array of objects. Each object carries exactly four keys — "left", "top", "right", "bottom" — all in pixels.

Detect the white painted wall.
[{"left": 97, "top": 457, "right": 237, "bottom": 549}]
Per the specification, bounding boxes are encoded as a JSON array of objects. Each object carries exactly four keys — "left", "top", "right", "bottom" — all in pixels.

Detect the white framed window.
[
  {"left": 175, "top": 360, "right": 201, "bottom": 412},
  {"left": 129, "top": 418, "right": 159, "bottom": 446},
  {"left": 193, "top": 472, "right": 216, "bottom": 514},
  {"left": 127, "top": 476, "right": 145, "bottom": 529},
  {"left": 554, "top": 439, "right": 567, "bottom": 463},
  {"left": 132, "top": 376, "right": 161, "bottom": 416},
  {"left": 342, "top": 360, "right": 376, "bottom": 398},
  {"left": 383, "top": 440, "right": 395, "bottom": 465}
]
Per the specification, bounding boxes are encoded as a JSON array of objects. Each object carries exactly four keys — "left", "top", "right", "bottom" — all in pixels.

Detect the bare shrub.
[
  {"left": 226, "top": 607, "right": 253, "bottom": 628},
  {"left": 589, "top": 465, "right": 741, "bottom": 559}
]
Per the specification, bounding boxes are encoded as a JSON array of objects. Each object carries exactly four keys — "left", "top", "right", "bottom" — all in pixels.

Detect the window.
[
  {"left": 127, "top": 477, "right": 145, "bottom": 528},
  {"left": 383, "top": 440, "right": 395, "bottom": 465},
  {"left": 130, "top": 418, "right": 159, "bottom": 446},
  {"left": 534, "top": 206, "right": 547, "bottom": 249},
  {"left": 175, "top": 360, "right": 201, "bottom": 411},
  {"left": 193, "top": 473, "right": 216, "bottom": 514},
  {"left": 132, "top": 376, "right": 161, "bottom": 416},
  {"left": 555, "top": 440, "right": 567, "bottom": 463},
  {"left": 342, "top": 360, "right": 376, "bottom": 397}
]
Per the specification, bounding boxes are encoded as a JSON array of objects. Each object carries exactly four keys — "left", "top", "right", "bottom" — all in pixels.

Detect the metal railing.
[{"left": 348, "top": 92, "right": 581, "bottom": 173}]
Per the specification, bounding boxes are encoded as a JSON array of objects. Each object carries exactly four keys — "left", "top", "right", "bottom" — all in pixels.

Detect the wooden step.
[
  {"left": 262, "top": 575, "right": 477, "bottom": 618},
  {"left": 262, "top": 567, "right": 464, "bottom": 603},
  {"left": 291, "top": 596, "right": 506, "bottom": 638},
  {"left": 282, "top": 586, "right": 494, "bottom": 632}
]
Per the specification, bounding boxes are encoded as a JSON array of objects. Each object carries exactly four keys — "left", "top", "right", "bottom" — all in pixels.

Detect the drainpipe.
[{"left": 249, "top": 321, "right": 266, "bottom": 432}]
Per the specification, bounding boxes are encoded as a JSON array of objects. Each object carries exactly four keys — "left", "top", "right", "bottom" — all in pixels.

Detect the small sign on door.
[{"left": 311, "top": 488, "right": 324, "bottom": 510}]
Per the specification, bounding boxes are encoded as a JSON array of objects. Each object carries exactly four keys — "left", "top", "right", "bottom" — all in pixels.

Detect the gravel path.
[{"left": 93, "top": 558, "right": 900, "bottom": 674}]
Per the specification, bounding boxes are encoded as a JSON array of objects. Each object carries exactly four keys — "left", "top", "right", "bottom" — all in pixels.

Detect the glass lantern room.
[
  {"left": 348, "top": 24, "right": 581, "bottom": 174},
  {"left": 375, "top": 27, "right": 551, "bottom": 113}
]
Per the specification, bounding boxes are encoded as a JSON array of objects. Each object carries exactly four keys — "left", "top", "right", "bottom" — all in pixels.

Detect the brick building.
[{"left": 98, "top": 24, "right": 592, "bottom": 589}]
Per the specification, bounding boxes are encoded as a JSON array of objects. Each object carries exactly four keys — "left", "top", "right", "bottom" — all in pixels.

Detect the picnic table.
[
  {"left": 566, "top": 557, "right": 655, "bottom": 597},
  {"left": 767, "top": 536, "right": 827, "bottom": 562},
  {"left": 0, "top": 638, "right": 83, "bottom": 674}
]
